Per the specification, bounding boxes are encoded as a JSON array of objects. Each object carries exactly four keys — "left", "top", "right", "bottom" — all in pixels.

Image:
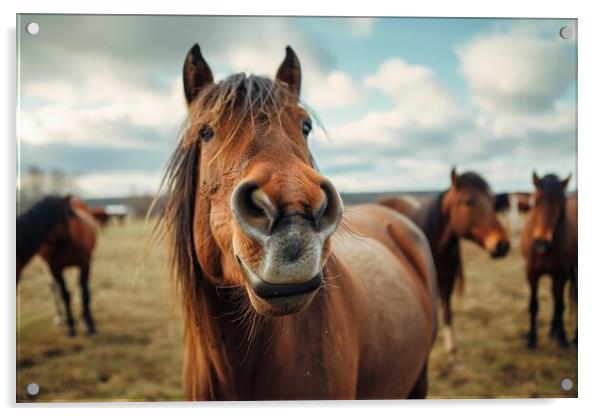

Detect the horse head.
[
  {"left": 530, "top": 172, "right": 571, "bottom": 254},
  {"left": 444, "top": 167, "right": 510, "bottom": 258},
  {"left": 166, "top": 44, "right": 343, "bottom": 317}
]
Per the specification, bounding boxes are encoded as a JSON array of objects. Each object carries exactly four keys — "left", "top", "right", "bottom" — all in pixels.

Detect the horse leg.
[
  {"left": 79, "top": 264, "right": 96, "bottom": 335},
  {"left": 551, "top": 274, "right": 569, "bottom": 348},
  {"left": 527, "top": 271, "right": 539, "bottom": 349},
  {"left": 440, "top": 278, "right": 457, "bottom": 357},
  {"left": 407, "top": 361, "right": 428, "bottom": 399},
  {"left": 51, "top": 267, "right": 76, "bottom": 337},
  {"left": 48, "top": 274, "right": 65, "bottom": 325}
]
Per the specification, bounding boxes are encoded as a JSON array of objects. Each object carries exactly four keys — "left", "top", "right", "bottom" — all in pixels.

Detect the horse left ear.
[
  {"left": 276, "top": 46, "right": 301, "bottom": 98},
  {"left": 561, "top": 173, "right": 572, "bottom": 190}
]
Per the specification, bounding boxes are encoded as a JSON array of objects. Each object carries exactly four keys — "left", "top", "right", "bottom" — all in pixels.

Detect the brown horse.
[
  {"left": 17, "top": 195, "right": 98, "bottom": 336},
  {"left": 521, "top": 173, "right": 577, "bottom": 349},
  {"left": 156, "top": 44, "right": 438, "bottom": 400},
  {"left": 379, "top": 168, "right": 510, "bottom": 357}
]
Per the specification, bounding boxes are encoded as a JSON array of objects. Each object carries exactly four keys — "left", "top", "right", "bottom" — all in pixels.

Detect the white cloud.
[
  {"left": 327, "top": 57, "right": 464, "bottom": 148},
  {"left": 314, "top": 27, "right": 576, "bottom": 194},
  {"left": 305, "top": 71, "right": 360, "bottom": 110},
  {"left": 457, "top": 25, "right": 575, "bottom": 113},
  {"left": 20, "top": 75, "right": 185, "bottom": 148}
]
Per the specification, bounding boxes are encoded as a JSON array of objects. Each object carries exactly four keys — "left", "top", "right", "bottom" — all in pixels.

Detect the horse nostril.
[
  {"left": 231, "top": 180, "right": 278, "bottom": 241},
  {"left": 315, "top": 179, "right": 343, "bottom": 236}
]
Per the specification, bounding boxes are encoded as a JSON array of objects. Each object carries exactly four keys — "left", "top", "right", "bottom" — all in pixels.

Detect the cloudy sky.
[{"left": 17, "top": 15, "right": 577, "bottom": 197}]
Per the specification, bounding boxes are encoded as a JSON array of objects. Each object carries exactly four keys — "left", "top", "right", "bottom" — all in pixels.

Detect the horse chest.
[
  {"left": 528, "top": 250, "right": 571, "bottom": 275},
  {"left": 225, "top": 319, "right": 356, "bottom": 399}
]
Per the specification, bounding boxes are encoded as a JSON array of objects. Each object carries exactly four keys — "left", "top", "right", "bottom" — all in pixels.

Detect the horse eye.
[
  {"left": 199, "top": 125, "right": 214, "bottom": 142},
  {"left": 302, "top": 120, "right": 312, "bottom": 138},
  {"left": 464, "top": 199, "right": 475, "bottom": 207}
]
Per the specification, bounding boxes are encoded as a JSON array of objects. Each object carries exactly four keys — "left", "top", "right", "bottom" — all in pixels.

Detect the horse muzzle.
[
  {"left": 533, "top": 239, "right": 552, "bottom": 254},
  {"left": 491, "top": 240, "right": 510, "bottom": 258},
  {"left": 236, "top": 254, "right": 323, "bottom": 316}
]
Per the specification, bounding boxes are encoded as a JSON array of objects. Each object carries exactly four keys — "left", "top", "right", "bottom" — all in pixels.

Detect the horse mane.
[
  {"left": 154, "top": 72, "right": 320, "bottom": 399},
  {"left": 16, "top": 195, "right": 73, "bottom": 262},
  {"left": 413, "top": 191, "right": 448, "bottom": 250},
  {"left": 538, "top": 174, "right": 567, "bottom": 201}
]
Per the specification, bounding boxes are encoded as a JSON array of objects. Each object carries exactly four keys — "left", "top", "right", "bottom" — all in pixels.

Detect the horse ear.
[
  {"left": 450, "top": 166, "right": 459, "bottom": 187},
  {"left": 276, "top": 46, "right": 301, "bottom": 98},
  {"left": 561, "top": 173, "right": 572, "bottom": 190},
  {"left": 532, "top": 171, "right": 542, "bottom": 188},
  {"left": 183, "top": 44, "right": 214, "bottom": 105}
]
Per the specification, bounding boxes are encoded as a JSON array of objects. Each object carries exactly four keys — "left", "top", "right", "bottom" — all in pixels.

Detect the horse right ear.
[
  {"left": 450, "top": 166, "right": 459, "bottom": 187},
  {"left": 532, "top": 171, "right": 542, "bottom": 188},
  {"left": 183, "top": 44, "right": 214, "bottom": 105}
]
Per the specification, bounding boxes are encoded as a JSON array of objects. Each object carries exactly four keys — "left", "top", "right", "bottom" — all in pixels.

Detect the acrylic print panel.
[{"left": 16, "top": 14, "right": 577, "bottom": 402}]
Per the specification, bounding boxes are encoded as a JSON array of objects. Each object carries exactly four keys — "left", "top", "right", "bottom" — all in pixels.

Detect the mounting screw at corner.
[
  {"left": 560, "top": 378, "right": 574, "bottom": 391},
  {"left": 25, "top": 22, "right": 40, "bottom": 35},
  {"left": 26, "top": 382, "right": 40, "bottom": 396},
  {"left": 559, "top": 26, "right": 573, "bottom": 40}
]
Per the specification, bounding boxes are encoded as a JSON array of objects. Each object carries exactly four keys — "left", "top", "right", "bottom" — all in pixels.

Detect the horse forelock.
[{"left": 538, "top": 174, "right": 566, "bottom": 201}]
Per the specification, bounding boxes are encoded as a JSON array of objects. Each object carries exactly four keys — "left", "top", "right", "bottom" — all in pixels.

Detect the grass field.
[{"left": 16, "top": 217, "right": 577, "bottom": 402}]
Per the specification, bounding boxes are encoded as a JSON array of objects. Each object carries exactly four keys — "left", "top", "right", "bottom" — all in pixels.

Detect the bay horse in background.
[
  {"left": 379, "top": 168, "right": 510, "bottom": 358},
  {"left": 521, "top": 173, "right": 577, "bottom": 349},
  {"left": 156, "top": 44, "right": 438, "bottom": 400},
  {"left": 17, "top": 195, "right": 98, "bottom": 336}
]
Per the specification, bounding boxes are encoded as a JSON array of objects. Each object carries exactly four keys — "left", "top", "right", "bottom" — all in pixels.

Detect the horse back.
[{"left": 377, "top": 196, "right": 421, "bottom": 220}]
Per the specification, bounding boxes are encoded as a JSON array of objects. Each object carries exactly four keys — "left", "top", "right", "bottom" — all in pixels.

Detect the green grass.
[{"left": 16, "top": 218, "right": 577, "bottom": 402}]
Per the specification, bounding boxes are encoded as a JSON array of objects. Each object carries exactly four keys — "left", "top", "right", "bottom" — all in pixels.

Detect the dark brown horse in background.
[
  {"left": 379, "top": 168, "right": 510, "bottom": 357},
  {"left": 17, "top": 195, "right": 98, "bottom": 336},
  {"left": 521, "top": 173, "right": 577, "bottom": 349},
  {"left": 156, "top": 44, "right": 438, "bottom": 400}
]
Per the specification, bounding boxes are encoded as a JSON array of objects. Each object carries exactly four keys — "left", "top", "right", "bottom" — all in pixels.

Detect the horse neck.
[
  {"left": 16, "top": 208, "right": 65, "bottom": 266},
  {"left": 416, "top": 189, "right": 458, "bottom": 256}
]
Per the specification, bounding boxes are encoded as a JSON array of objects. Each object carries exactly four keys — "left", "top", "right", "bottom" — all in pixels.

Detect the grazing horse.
[
  {"left": 378, "top": 168, "right": 510, "bottom": 357},
  {"left": 17, "top": 195, "right": 98, "bottom": 336},
  {"left": 156, "top": 44, "right": 438, "bottom": 400},
  {"left": 521, "top": 173, "right": 577, "bottom": 349}
]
